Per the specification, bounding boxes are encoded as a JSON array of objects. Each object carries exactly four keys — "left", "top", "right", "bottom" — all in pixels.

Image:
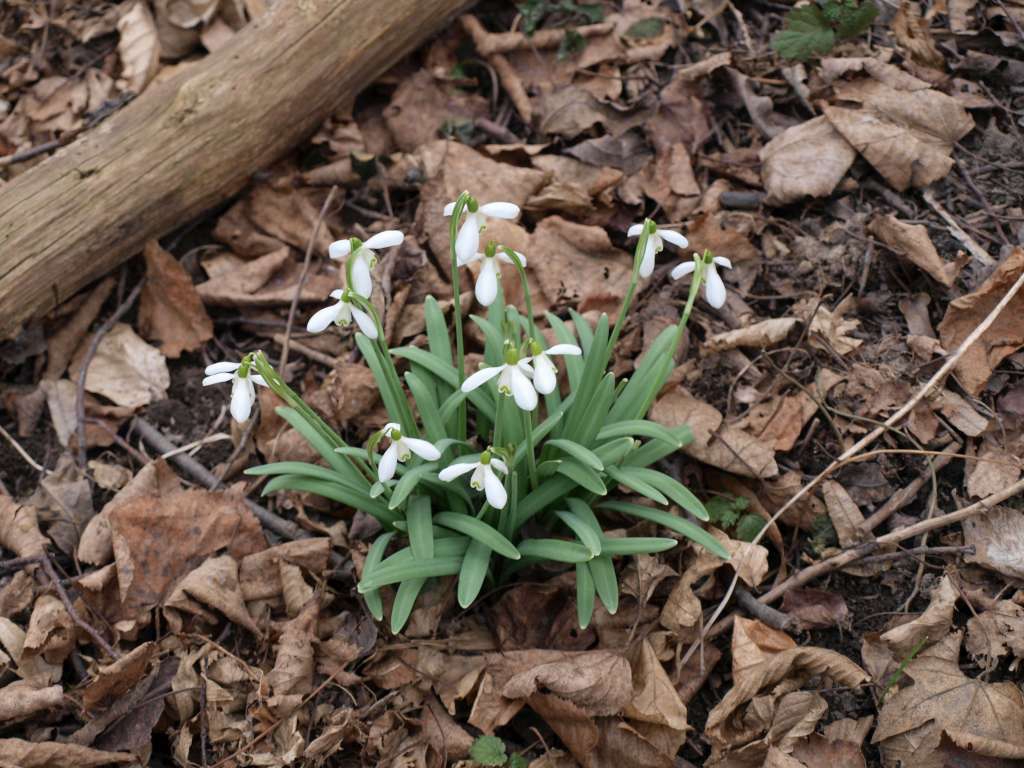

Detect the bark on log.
[{"left": 0, "top": 0, "right": 467, "bottom": 340}]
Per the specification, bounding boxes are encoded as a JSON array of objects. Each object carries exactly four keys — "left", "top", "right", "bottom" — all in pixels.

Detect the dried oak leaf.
[
  {"left": 966, "top": 600, "right": 1024, "bottom": 668},
  {"left": 137, "top": 240, "right": 213, "bottom": 358},
  {"left": 116, "top": 3, "right": 159, "bottom": 93},
  {"left": 23, "top": 594, "right": 75, "bottom": 664},
  {"left": 238, "top": 538, "right": 331, "bottom": 602},
  {"left": 69, "top": 323, "right": 169, "bottom": 409},
  {"left": 704, "top": 317, "right": 800, "bottom": 354},
  {"left": 0, "top": 617, "right": 62, "bottom": 686},
  {"left": 966, "top": 431, "right": 1022, "bottom": 499},
  {"left": 963, "top": 505, "right": 1024, "bottom": 581},
  {"left": 0, "top": 739, "right": 133, "bottom": 767},
  {"left": 760, "top": 116, "right": 857, "bottom": 205},
  {"left": 163, "top": 554, "right": 261, "bottom": 634},
  {"left": 868, "top": 214, "right": 969, "bottom": 287},
  {"left": 874, "top": 631, "right": 1024, "bottom": 765},
  {"left": 938, "top": 247, "right": 1024, "bottom": 395},
  {"left": 734, "top": 390, "right": 817, "bottom": 453},
  {"left": 881, "top": 575, "right": 958, "bottom": 656},
  {"left": 535, "top": 85, "right": 651, "bottom": 139},
  {"left": 823, "top": 77, "right": 974, "bottom": 190},
  {"left": 196, "top": 247, "right": 335, "bottom": 307}
]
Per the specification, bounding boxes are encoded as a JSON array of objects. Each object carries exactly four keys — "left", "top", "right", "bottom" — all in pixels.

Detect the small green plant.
[
  {"left": 205, "top": 197, "right": 733, "bottom": 634},
  {"left": 469, "top": 735, "right": 524, "bottom": 766},
  {"left": 771, "top": 0, "right": 878, "bottom": 61}
]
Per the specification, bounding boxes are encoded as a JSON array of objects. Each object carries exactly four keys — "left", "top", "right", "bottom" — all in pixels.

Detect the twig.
[
  {"left": 75, "top": 279, "right": 145, "bottom": 470},
  {"left": 157, "top": 433, "right": 232, "bottom": 460},
  {"left": 682, "top": 264, "right": 1024, "bottom": 663},
  {"left": 0, "top": 424, "right": 47, "bottom": 474},
  {"left": 129, "top": 417, "right": 345, "bottom": 571},
  {"left": 32, "top": 552, "right": 120, "bottom": 659},
  {"left": 858, "top": 544, "right": 973, "bottom": 565},
  {"left": 860, "top": 442, "right": 958, "bottom": 532},
  {"left": 921, "top": 188, "right": 994, "bottom": 267},
  {"left": 459, "top": 13, "right": 613, "bottom": 56},
  {"left": 280, "top": 186, "right": 338, "bottom": 377},
  {"left": 735, "top": 586, "right": 791, "bottom": 631},
  {"left": 271, "top": 333, "right": 337, "bottom": 367}
]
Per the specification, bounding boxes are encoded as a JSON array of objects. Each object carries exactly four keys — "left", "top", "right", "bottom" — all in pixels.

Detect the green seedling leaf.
[
  {"left": 600, "top": 500, "right": 730, "bottom": 559},
  {"left": 772, "top": 4, "right": 835, "bottom": 61},
  {"left": 555, "top": 509, "right": 603, "bottom": 556},
  {"left": 599, "top": 536, "right": 678, "bottom": 556},
  {"left": 469, "top": 735, "right": 508, "bottom": 766},
  {"left": 406, "top": 496, "right": 433, "bottom": 560},
  {"left": 626, "top": 17, "right": 664, "bottom": 38},
  {"left": 547, "top": 438, "right": 604, "bottom": 471},
  {"left": 735, "top": 513, "right": 768, "bottom": 543}
]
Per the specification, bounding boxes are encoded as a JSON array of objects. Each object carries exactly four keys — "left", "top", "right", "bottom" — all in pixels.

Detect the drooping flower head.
[
  {"left": 438, "top": 449, "right": 509, "bottom": 509},
  {"left": 527, "top": 340, "right": 582, "bottom": 395},
  {"left": 306, "top": 289, "right": 377, "bottom": 339},
  {"left": 459, "top": 241, "right": 527, "bottom": 307},
  {"left": 627, "top": 221, "right": 689, "bottom": 279},
  {"left": 444, "top": 196, "right": 520, "bottom": 267},
  {"left": 328, "top": 230, "right": 404, "bottom": 299},
  {"left": 376, "top": 422, "right": 441, "bottom": 482},
  {"left": 670, "top": 250, "right": 733, "bottom": 309},
  {"left": 461, "top": 347, "right": 537, "bottom": 411},
  {"left": 202, "top": 359, "right": 268, "bottom": 423}
]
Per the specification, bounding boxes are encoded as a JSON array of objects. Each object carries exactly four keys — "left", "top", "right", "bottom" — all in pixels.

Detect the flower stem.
[
  {"left": 493, "top": 393, "right": 504, "bottom": 448},
  {"left": 503, "top": 247, "right": 537, "bottom": 342},
  {"left": 607, "top": 221, "right": 652, "bottom": 355},
  {"left": 449, "top": 192, "right": 471, "bottom": 441},
  {"left": 520, "top": 408, "right": 539, "bottom": 491}
]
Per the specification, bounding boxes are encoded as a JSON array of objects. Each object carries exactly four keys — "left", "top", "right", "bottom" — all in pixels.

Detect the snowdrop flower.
[
  {"left": 202, "top": 361, "right": 267, "bottom": 423},
  {"left": 376, "top": 422, "right": 441, "bottom": 482},
  {"left": 529, "top": 342, "right": 582, "bottom": 395},
  {"left": 328, "top": 230, "right": 404, "bottom": 298},
  {"left": 458, "top": 246, "right": 527, "bottom": 307},
  {"left": 462, "top": 351, "right": 537, "bottom": 411},
  {"left": 671, "top": 252, "right": 733, "bottom": 309},
  {"left": 627, "top": 223, "right": 689, "bottom": 279},
  {"left": 306, "top": 289, "right": 377, "bottom": 339},
  {"left": 444, "top": 198, "right": 520, "bottom": 266},
  {"left": 439, "top": 450, "right": 509, "bottom": 509}
]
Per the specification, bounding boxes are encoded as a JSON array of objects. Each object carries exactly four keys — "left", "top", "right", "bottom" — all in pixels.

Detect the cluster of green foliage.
[
  {"left": 772, "top": 0, "right": 878, "bottom": 61},
  {"left": 470, "top": 735, "right": 527, "bottom": 767}
]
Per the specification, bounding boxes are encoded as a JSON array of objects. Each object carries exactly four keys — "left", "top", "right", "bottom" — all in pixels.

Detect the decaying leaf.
[
  {"left": 781, "top": 588, "right": 850, "bottom": 630},
  {"left": 0, "top": 497, "right": 48, "bottom": 557},
  {"left": 966, "top": 600, "right": 1024, "bottom": 668},
  {"left": 137, "top": 240, "right": 213, "bottom": 358},
  {"left": 868, "top": 214, "right": 969, "bottom": 287},
  {"left": 69, "top": 323, "right": 170, "bottom": 409},
  {"left": 163, "top": 555, "right": 261, "bottom": 634},
  {"left": 0, "top": 680, "right": 63, "bottom": 722},
  {"left": 196, "top": 247, "right": 336, "bottom": 307},
  {"left": 963, "top": 506, "right": 1024, "bottom": 580},
  {"left": 760, "top": 116, "right": 857, "bottom": 205},
  {"left": 23, "top": 594, "right": 75, "bottom": 664},
  {"left": 880, "top": 575, "right": 958, "bottom": 656},
  {"left": 938, "top": 247, "right": 1024, "bottom": 395},
  {"left": 268, "top": 599, "right": 317, "bottom": 697},
  {"left": 735, "top": 390, "right": 817, "bottom": 452},
  {"left": 704, "top": 317, "right": 800, "bottom": 354},
  {"left": 116, "top": 3, "right": 160, "bottom": 93}
]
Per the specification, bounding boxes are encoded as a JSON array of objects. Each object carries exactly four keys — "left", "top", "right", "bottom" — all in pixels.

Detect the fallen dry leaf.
[
  {"left": 801, "top": 296, "right": 862, "bottom": 356},
  {"left": 735, "top": 390, "right": 817, "bottom": 452},
  {"left": 23, "top": 594, "right": 75, "bottom": 664},
  {"left": 82, "top": 641, "right": 155, "bottom": 711},
  {"left": 966, "top": 600, "right": 1024, "bottom": 668},
  {"left": 196, "top": 247, "right": 336, "bottom": 307},
  {"left": 0, "top": 680, "right": 63, "bottom": 722},
  {"left": 0, "top": 497, "right": 48, "bottom": 557},
  {"left": 69, "top": 323, "right": 169, "bottom": 409},
  {"left": 963, "top": 505, "right": 1024, "bottom": 580},
  {"left": 781, "top": 588, "right": 850, "bottom": 630},
  {"left": 163, "top": 554, "right": 261, "bottom": 634},
  {"left": 868, "top": 214, "right": 970, "bottom": 286},
  {"left": 0, "top": 617, "right": 62, "bottom": 686},
  {"left": 384, "top": 69, "right": 488, "bottom": 152},
  {"left": 137, "top": 240, "right": 213, "bottom": 358},
  {"left": 892, "top": 0, "right": 945, "bottom": 68},
  {"left": 938, "top": 247, "right": 1024, "bottom": 395},
  {"left": 966, "top": 432, "right": 1022, "bottom": 499},
  {"left": 874, "top": 631, "right": 1024, "bottom": 765},
  {"left": 821, "top": 480, "right": 869, "bottom": 549},
  {"left": 238, "top": 538, "right": 331, "bottom": 603},
  {"left": 116, "top": 3, "right": 160, "bottom": 93},
  {"left": 760, "top": 115, "right": 857, "bottom": 205},
  {"left": 268, "top": 599, "right": 317, "bottom": 696},
  {"left": 704, "top": 317, "right": 800, "bottom": 354},
  {"left": 45, "top": 277, "right": 116, "bottom": 380},
  {"left": 880, "top": 575, "right": 958, "bottom": 656},
  {"left": 0, "top": 739, "right": 133, "bottom": 767}
]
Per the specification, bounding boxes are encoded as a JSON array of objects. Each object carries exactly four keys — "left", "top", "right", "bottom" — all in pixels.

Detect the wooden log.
[{"left": 0, "top": 0, "right": 467, "bottom": 340}]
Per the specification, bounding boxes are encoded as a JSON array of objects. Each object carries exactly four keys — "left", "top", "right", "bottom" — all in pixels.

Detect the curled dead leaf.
[
  {"left": 760, "top": 116, "right": 856, "bottom": 206},
  {"left": 116, "top": 3, "right": 160, "bottom": 93},
  {"left": 868, "top": 214, "right": 969, "bottom": 286},
  {"left": 137, "top": 240, "right": 213, "bottom": 358}
]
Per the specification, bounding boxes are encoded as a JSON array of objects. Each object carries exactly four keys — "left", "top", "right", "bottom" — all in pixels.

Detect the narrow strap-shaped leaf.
[
  {"left": 424, "top": 295, "right": 453, "bottom": 365},
  {"left": 360, "top": 531, "right": 394, "bottom": 621},
  {"left": 599, "top": 501, "right": 729, "bottom": 559},
  {"left": 395, "top": 346, "right": 497, "bottom": 421},
  {"left": 261, "top": 475, "right": 396, "bottom": 525},
  {"left": 562, "top": 314, "right": 609, "bottom": 441},
  {"left": 554, "top": 509, "right": 603, "bottom": 556},
  {"left": 512, "top": 396, "right": 571, "bottom": 468},
  {"left": 624, "top": 426, "right": 694, "bottom": 468},
  {"left": 405, "top": 371, "right": 446, "bottom": 443},
  {"left": 588, "top": 555, "right": 619, "bottom": 615},
  {"left": 434, "top": 511, "right": 521, "bottom": 560},
  {"left": 599, "top": 536, "right": 678, "bottom": 555},
  {"left": 567, "top": 308, "right": 594, "bottom": 355},
  {"left": 389, "top": 465, "right": 438, "bottom": 511},
  {"left": 356, "top": 334, "right": 412, "bottom": 432},
  {"left": 390, "top": 578, "right": 426, "bottom": 634},
  {"left": 596, "top": 420, "right": 687, "bottom": 447},
  {"left": 245, "top": 462, "right": 362, "bottom": 487},
  {"left": 593, "top": 437, "right": 637, "bottom": 466},
  {"left": 546, "top": 312, "right": 583, "bottom": 389},
  {"left": 576, "top": 562, "right": 596, "bottom": 629},
  {"left": 514, "top": 475, "right": 575, "bottom": 529},
  {"left": 618, "top": 467, "right": 709, "bottom": 520},
  {"left": 577, "top": 373, "right": 616, "bottom": 447},
  {"left": 547, "top": 439, "right": 604, "bottom": 471},
  {"left": 377, "top": 537, "right": 470, "bottom": 571},
  {"left": 517, "top": 538, "right": 592, "bottom": 563},
  {"left": 604, "top": 465, "right": 668, "bottom": 505},
  {"left": 358, "top": 557, "right": 463, "bottom": 592},
  {"left": 556, "top": 460, "right": 607, "bottom": 496},
  {"left": 275, "top": 407, "right": 357, "bottom": 480},
  {"left": 406, "top": 496, "right": 433, "bottom": 560},
  {"left": 469, "top": 314, "right": 506, "bottom": 364},
  {"left": 457, "top": 540, "right": 492, "bottom": 609},
  {"left": 566, "top": 497, "right": 602, "bottom": 529},
  {"left": 608, "top": 325, "right": 676, "bottom": 422}
]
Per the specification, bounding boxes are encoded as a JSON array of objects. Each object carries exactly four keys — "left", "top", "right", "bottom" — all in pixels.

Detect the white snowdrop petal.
[
  {"left": 351, "top": 253, "right": 373, "bottom": 299},
  {"left": 328, "top": 240, "right": 351, "bottom": 260},
  {"left": 482, "top": 466, "right": 508, "bottom": 509},
  {"left": 478, "top": 201, "right": 520, "bottom": 219},
  {"left": 627, "top": 223, "right": 644, "bottom": 237},
  {"left": 306, "top": 303, "right": 342, "bottom": 333},
  {"left": 532, "top": 356, "right": 557, "bottom": 395},
  {"left": 670, "top": 261, "right": 696, "bottom": 280},
  {"left": 378, "top": 443, "right": 400, "bottom": 482},
  {"left": 475, "top": 258, "right": 499, "bottom": 307},
  {"left": 496, "top": 250, "right": 526, "bottom": 267},
  {"left": 470, "top": 464, "right": 486, "bottom": 490},
  {"left": 658, "top": 229, "right": 689, "bottom": 249},
  {"left": 205, "top": 361, "right": 240, "bottom": 375},
  {"left": 443, "top": 201, "right": 456, "bottom": 217},
  {"left": 383, "top": 422, "right": 401, "bottom": 435},
  {"left": 704, "top": 267, "right": 727, "bottom": 308},
  {"left": 639, "top": 237, "right": 656, "bottom": 278},
  {"left": 509, "top": 365, "right": 538, "bottom": 411},
  {"left": 545, "top": 343, "right": 582, "bottom": 356},
  {"left": 202, "top": 372, "right": 234, "bottom": 386},
  {"left": 714, "top": 256, "right": 733, "bottom": 270},
  {"left": 462, "top": 365, "right": 503, "bottom": 393},
  {"left": 457, "top": 251, "right": 483, "bottom": 267},
  {"left": 490, "top": 458, "right": 509, "bottom": 475},
  {"left": 352, "top": 307, "right": 378, "bottom": 339},
  {"left": 455, "top": 216, "right": 480, "bottom": 266},
  {"left": 439, "top": 462, "right": 478, "bottom": 481},
  {"left": 329, "top": 289, "right": 344, "bottom": 300},
  {"left": 250, "top": 375, "right": 268, "bottom": 388},
  {"left": 365, "top": 230, "right": 404, "bottom": 250},
  {"left": 404, "top": 437, "right": 441, "bottom": 461},
  {"left": 230, "top": 377, "right": 253, "bottom": 423}
]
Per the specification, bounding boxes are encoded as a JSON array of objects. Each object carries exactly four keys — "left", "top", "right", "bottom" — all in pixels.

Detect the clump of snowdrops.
[{"left": 203, "top": 193, "right": 733, "bottom": 632}]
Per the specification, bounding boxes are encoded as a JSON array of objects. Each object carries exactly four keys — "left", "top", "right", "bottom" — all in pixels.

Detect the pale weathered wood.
[{"left": 0, "top": 0, "right": 466, "bottom": 339}]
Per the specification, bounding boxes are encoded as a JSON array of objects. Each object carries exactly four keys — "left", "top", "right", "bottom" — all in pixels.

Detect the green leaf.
[
  {"left": 434, "top": 511, "right": 521, "bottom": 560},
  {"left": 588, "top": 555, "right": 619, "bottom": 614},
  {"left": 377, "top": 537, "right": 470, "bottom": 570},
  {"left": 390, "top": 578, "right": 426, "bottom": 634},
  {"left": 457, "top": 540, "right": 492, "bottom": 609},
  {"left": 608, "top": 325, "right": 676, "bottom": 422},
  {"left": 389, "top": 465, "right": 438, "bottom": 510},
  {"left": 623, "top": 426, "right": 693, "bottom": 468},
  {"left": 469, "top": 314, "right": 506, "bottom": 362},
  {"left": 406, "top": 496, "right": 434, "bottom": 560},
  {"left": 555, "top": 509, "right": 603, "bottom": 556},
  {"left": 576, "top": 561, "right": 596, "bottom": 628},
  {"left": 556, "top": 459, "right": 607, "bottom": 496},
  {"left": 361, "top": 532, "right": 394, "bottom": 620},
  {"left": 358, "top": 556, "right": 463, "bottom": 591},
  {"left": 622, "top": 467, "right": 709, "bottom": 520},
  {"left": 604, "top": 465, "right": 668, "bottom": 505},
  {"left": 705, "top": 494, "right": 749, "bottom": 528},
  {"left": 274, "top": 407, "right": 355, "bottom": 479},
  {"left": 404, "top": 371, "right": 446, "bottom": 442},
  {"left": 261, "top": 475, "right": 396, "bottom": 525},
  {"left": 557, "top": 28, "right": 586, "bottom": 60},
  {"left": 835, "top": 0, "right": 878, "bottom": 40},
  {"left": 518, "top": 538, "right": 593, "bottom": 563},
  {"left": 771, "top": 4, "right": 836, "bottom": 61},
  {"left": 469, "top": 735, "right": 508, "bottom": 766},
  {"left": 547, "top": 438, "right": 604, "bottom": 471},
  {"left": 596, "top": 420, "right": 686, "bottom": 447},
  {"left": 546, "top": 312, "right": 583, "bottom": 388},
  {"left": 355, "top": 334, "right": 411, "bottom": 431},
  {"left": 424, "top": 295, "right": 453, "bottom": 365},
  {"left": 514, "top": 475, "right": 577, "bottom": 529},
  {"left": 735, "top": 513, "right": 767, "bottom": 543},
  {"left": 600, "top": 501, "right": 730, "bottom": 559},
  {"left": 577, "top": 372, "right": 616, "bottom": 446},
  {"left": 599, "top": 536, "right": 678, "bottom": 555},
  {"left": 393, "top": 346, "right": 496, "bottom": 421},
  {"left": 593, "top": 436, "right": 637, "bottom": 467},
  {"left": 561, "top": 314, "right": 609, "bottom": 441},
  {"left": 626, "top": 17, "right": 664, "bottom": 38},
  {"left": 568, "top": 308, "right": 594, "bottom": 354}
]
